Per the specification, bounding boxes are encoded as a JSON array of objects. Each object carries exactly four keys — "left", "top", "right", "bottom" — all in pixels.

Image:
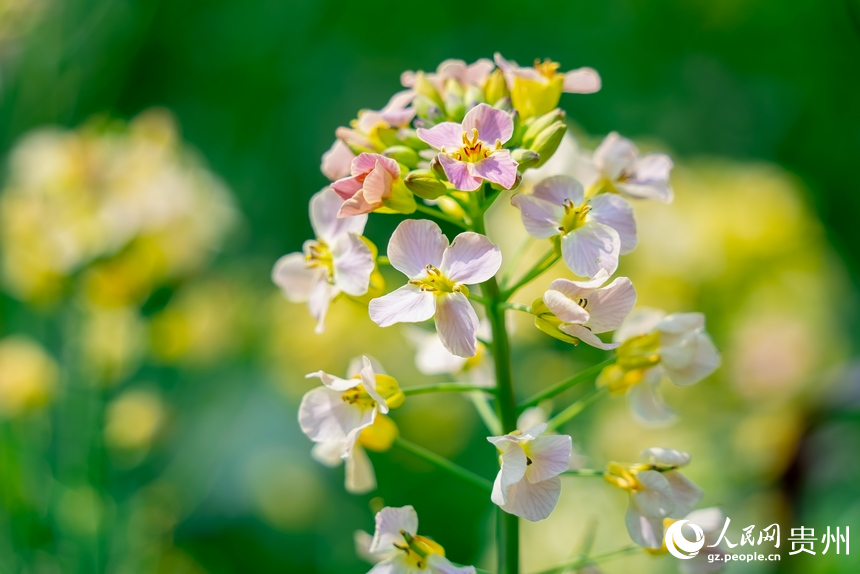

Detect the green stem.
[
  {"left": 402, "top": 383, "right": 494, "bottom": 396},
  {"left": 468, "top": 392, "right": 503, "bottom": 436},
  {"left": 563, "top": 469, "right": 605, "bottom": 477},
  {"left": 377, "top": 255, "right": 390, "bottom": 266},
  {"left": 393, "top": 437, "right": 492, "bottom": 492},
  {"left": 501, "top": 249, "right": 559, "bottom": 300},
  {"left": 473, "top": 185, "right": 519, "bottom": 574},
  {"left": 469, "top": 294, "right": 490, "bottom": 306},
  {"left": 545, "top": 388, "right": 608, "bottom": 431},
  {"left": 531, "top": 545, "right": 641, "bottom": 574},
  {"left": 414, "top": 202, "right": 470, "bottom": 229},
  {"left": 518, "top": 359, "right": 614, "bottom": 412},
  {"left": 499, "top": 302, "right": 532, "bottom": 314}
]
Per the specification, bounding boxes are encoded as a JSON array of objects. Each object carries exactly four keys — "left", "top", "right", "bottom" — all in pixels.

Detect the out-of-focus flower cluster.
[{"left": 0, "top": 108, "right": 236, "bottom": 305}]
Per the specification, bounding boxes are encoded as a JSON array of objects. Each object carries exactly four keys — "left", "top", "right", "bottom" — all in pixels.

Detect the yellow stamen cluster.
[
  {"left": 604, "top": 459, "right": 681, "bottom": 492},
  {"left": 340, "top": 373, "right": 405, "bottom": 410},
  {"left": 444, "top": 128, "right": 501, "bottom": 163},
  {"left": 394, "top": 531, "right": 446, "bottom": 569},
  {"left": 597, "top": 332, "right": 661, "bottom": 394},
  {"left": 558, "top": 198, "right": 592, "bottom": 234},
  {"left": 533, "top": 58, "right": 561, "bottom": 79},
  {"left": 305, "top": 240, "right": 334, "bottom": 279},
  {"left": 408, "top": 265, "right": 467, "bottom": 297}
]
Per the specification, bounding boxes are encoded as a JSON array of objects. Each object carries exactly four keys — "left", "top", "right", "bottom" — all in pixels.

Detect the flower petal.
[
  {"left": 338, "top": 191, "right": 377, "bottom": 217},
  {"left": 359, "top": 356, "right": 388, "bottom": 414},
  {"left": 310, "top": 187, "right": 368, "bottom": 242},
  {"left": 640, "top": 447, "right": 692, "bottom": 468},
  {"left": 307, "top": 274, "right": 334, "bottom": 334},
  {"left": 490, "top": 440, "right": 528, "bottom": 506},
  {"left": 664, "top": 470, "right": 704, "bottom": 517},
  {"left": 298, "top": 387, "right": 374, "bottom": 444},
  {"left": 593, "top": 132, "right": 637, "bottom": 181},
  {"left": 563, "top": 68, "right": 601, "bottom": 93},
  {"left": 560, "top": 221, "right": 621, "bottom": 278},
  {"left": 526, "top": 434, "right": 572, "bottom": 483},
  {"left": 406, "top": 327, "right": 468, "bottom": 376},
  {"left": 362, "top": 160, "right": 396, "bottom": 204},
  {"left": 511, "top": 193, "right": 564, "bottom": 239},
  {"left": 625, "top": 502, "right": 666, "bottom": 549},
  {"left": 616, "top": 153, "right": 674, "bottom": 203},
  {"left": 417, "top": 122, "right": 465, "bottom": 150},
  {"left": 581, "top": 277, "right": 637, "bottom": 333},
  {"left": 426, "top": 553, "right": 478, "bottom": 574},
  {"left": 330, "top": 234, "right": 374, "bottom": 296},
  {"left": 321, "top": 140, "right": 354, "bottom": 180},
  {"left": 542, "top": 288, "right": 590, "bottom": 325},
  {"left": 271, "top": 253, "right": 325, "bottom": 302},
  {"left": 439, "top": 154, "right": 483, "bottom": 191},
  {"left": 435, "top": 292, "right": 479, "bottom": 357},
  {"left": 626, "top": 370, "right": 677, "bottom": 425},
  {"left": 589, "top": 194, "right": 638, "bottom": 254},
  {"left": 345, "top": 445, "right": 376, "bottom": 494},
  {"left": 311, "top": 440, "right": 345, "bottom": 467},
  {"left": 532, "top": 175, "right": 584, "bottom": 206},
  {"left": 369, "top": 284, "right": 437, "bottom": 328},
  {"left": 370, "top": 506, "right": 419, "bottom": 554},
  {"left": 500, "top": 475, "right": 562, "bottom": 522},
  {"left": 613, "top": 307, "right": 666, "bottom": 343},
  {"left": 352, "top": 152, "right": 399, "bottom": 177},
  {"left": 440, "top": 232, "right": 502, "bottom": 284},
  {"left": 387, "top": 219, "right": 448, "bottom": 278},
  {"left": 633, "top": 470, "right": 675, "bottom": 518},
  {"left": 331, "top": 174, "right": 364, "bottom": 200},
  {"left": 470, "top": 150, "right": 518, "bottom": 189},
  {"left": 462, "top": 103, "right": 514, "bottom": 145},
  {"left": 559, "top": 324, "right": 619, "bottom": 350}
]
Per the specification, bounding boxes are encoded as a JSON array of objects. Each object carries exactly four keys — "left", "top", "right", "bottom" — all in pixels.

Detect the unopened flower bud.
[
  {"left": 532, "top": 299, "right": 580, "bottom": 345},
  {"left": 381, "top": 178, "right": 417, "bottom": 214},
  {"left": 464, "top": 85, "right": 485, "bottom": 110},
  {"left": 484, "top": 68, "right": 510, "bottom": 106},
  {"left": 522, "top": 109, "right": 566, "bottom": 148},
  {"left": 444, "top": 81, "right": 466, "bottom": 122},
  {"left": 511, "top": 149, "right": 540, "bottom": 170},
  {"left": 383, "top": 145, "right": 420, "bottom": 169},
  {"left": 413, "top": 72, "right": 445, "bottom": 109},
  {"left": 430, "top": 155, "right": 447, "bottom": 181},
  {"left": 404, "top": 169, "right": 449, "bottom": 200},
  {"left": 529, "top": 121, "right": 567, "bottom": 167}
]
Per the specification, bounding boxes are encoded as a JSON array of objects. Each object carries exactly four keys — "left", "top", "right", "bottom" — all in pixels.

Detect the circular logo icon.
[{"left": 665, "top": 520, "right": 705, "bottom": 560}]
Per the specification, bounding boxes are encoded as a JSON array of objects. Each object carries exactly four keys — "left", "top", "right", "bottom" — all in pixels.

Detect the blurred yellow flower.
[
  {"left": 0, "top": 335, "right": 57, "bottom": 417},
  {"left": 104, "top": 388, "right": 166, "bottom": 451}
]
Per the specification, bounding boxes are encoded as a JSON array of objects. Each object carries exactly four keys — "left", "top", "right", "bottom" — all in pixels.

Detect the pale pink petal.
[
  {"left": 435, "top": 292, "right": 479, "bottom": 357},
  {"left": 369, "top": 284, "right": 436, "bottom": 327},
  {"left": 589, "top": 194, "right": 638, "bottom": 254},
  {"left": 310, "top": 187, "right": 367, "bottom": 242},
  {"left": 361, "top": 160, "right": 395, "bottom": 204},
  {"left": 440, "top": 232, "right": 502, "bottom": 284},
  {"left": 500, "top": 475, "right": 561, "bottom": 522},
  {"left": 633, "top": 470, "right": 675, "bottom": 518},
  {"left": 559, "top": 324, "right": 619, "bottom": 350},
  {"left": 560, "top": 221, "right": 621, "bottom": 278},
  {"left": 616, "top": 153, "right": 674, "bottom": 203},
  {"left": 462, "top": 103, "right": 514, "bottom": 145},
  {"left": 338, "top": 191, "right": 377, "bottom": 217},
  {"left": 370, "top": 506, "right": 419, "bottom": 553},
  {"left": 542, "top": 288, "right": 590, "bottom": 324},
  {"left": 593, "top": 132, "right": 637, "bottom": 181},
  {"left": 271, "top": 253, "right": 325, "bottom": 302},
  {"left": 510, "top": 193, "right": 564, "bottom": 239},
  {"left": 439, "top": 154, "right": 483, "bottom": 191},
  {"left": 330, "top": 234, "right": 374, "bottom": 296},
  {"left": 351, "top": 153, "right": 400, "bottom": 178},
  {"left": 662, "top": 333, "right": 720, "bottom": 387},
  {"left": 321, "top": 140, "right": 355, "bottom": 180},
  {"left": 345, "top": 445, "right": 376, "bottom": 494},
  {"left": 547, "top": 271, "right": 610, "bottom": 297},
  {"left": 470, "top": 150, "right": 518, "bottom": 189},
  {"left": 664, "top": 470, "right": 704, "bottom": 517},
  {"left": 532, "top": 175, "right": 584, "bottom": 206},
  {"left": 518, "top": 424, "right": 549, "bottom": 442},
  {"left": 493, "top": 53, "right": 545, "bottom": 83},
  {"left": 490, "top": 441, "right": 528, "bottom": 506},
  {"left": 627, "top": 370, "right": 677, "bottom": 425},
  {"left": 304, "top": 369, "right": 358, "bottom": 391},
  {"left": 641, "top": 447, "right": 691, "bottom": 467},
  {"left": 525, "top": 434, "right": 572, "bottom": 483},
  {"left": 625, "top": 502, "right": 665, "bottom": 549},
  {"left": 307, "top": 274, "right": 334, "bottom": 334},
  {"left": 425, "top": 553, "right": 478, "bottom": 574},
  {"left": 563, "top": 68, "right": 601, "bottom": 93},
  {"left": 298, "top": 387, "right": 374, "bottom": 443},
  {"left": 612, "top": 308, "right": 666, "bottom": 343},
  {"left": 658, "top": 312, "right": 705, "bottom": 334},
  {"left": 386, "top": 219, "right": 448, "bottom": 278},
  {"left": 331, "top": 175, "right": 364, "bottom": 200},
  {"left": 358, "top": 356, "right": 388, "bottom": 414},
  {"left": 417, "top": 122, "right": 466, "bottom": 150},
  {"left": 582, "top": 277, "right": 636, "bottom": 333}
]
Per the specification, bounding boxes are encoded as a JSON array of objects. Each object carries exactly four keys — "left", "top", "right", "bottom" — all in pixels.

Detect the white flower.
[
  {"left": 605, "top": 447, "right": 703, "bottom": 549},
  {"left": 539, "top": 270, "right": 637, "bottom": 349},
  {"left": 574, "top": 132, "right": 673, "bottom": 203},
  {"left": 511, "top": 175, "right": 636, "bottom": 278},
  {"left": 487, "top": 423, "right": 572, "bottom": 522},
  {"left": 677, "top": 508, "right": 728, "bottom": 574},
  {"left": 369, "top": 219, "right": 502, "bottom": 358},
  {"left": 600, "top": 309, "right": 721, "bottom": 424},
  {"left": 272, "top": 187, "right": 375, "bottom": 333},
  {"left": 405, "top": 322, "right": 495, "bottom": 388},
  {"left": 364, "top": 506, "right": 476, "bottom": 574}
]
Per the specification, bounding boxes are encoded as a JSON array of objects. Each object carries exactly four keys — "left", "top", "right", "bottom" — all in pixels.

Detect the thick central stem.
[{"left": 472, "top": 186, "right": 519, "bottom": 574}]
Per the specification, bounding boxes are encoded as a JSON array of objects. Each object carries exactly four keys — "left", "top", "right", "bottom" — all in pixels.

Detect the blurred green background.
[{"left": 0, "top": 1, "right": 859, "bottom": 573}]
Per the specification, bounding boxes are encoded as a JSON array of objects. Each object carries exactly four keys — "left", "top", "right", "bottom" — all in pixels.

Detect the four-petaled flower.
[
  {"left": 364, "top": 506, "right": 476, "bottom": 573},
  {"left": 512, "top": 175, "right": 637, "bottom": 278},
  {"left": 272, "top": 187, "right": 375, "bottom": 333},
  {"left": 575, "top": 132, "right": 674, "bottom": 203},
  {"left": 417, "top": 103, "right": 518, "bottom": 191},
  {"left": 488, "top": 423, "right": 573, "bottom": 522},
  {"left": 369, "top": 219, "right": 502, "bottom": 358},
  {"left": 604, "top": 447, "right": 703, "bottom": 549},
  {"left": 598, "top": 309, "right": 721, "bottom": 424},
  {"left": 332, "top": 153, "right": 401, "bottom": 217},
  {"left": 537, "top": 270, "right": 637, "bottom": 349},
  {"left": 494, "top": 52, "right": 601, "bottom": 118}
]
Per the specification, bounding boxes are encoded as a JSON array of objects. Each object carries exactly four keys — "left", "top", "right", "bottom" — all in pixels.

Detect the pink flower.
[
  {"left": 369, "top": 220, "right": 502, "bottom": 357},
  {"left": 331, "top": 153, "right": 400, "bottom": 217},
  {"left": 271, "top": 188, "right": 374, "bottom": 333},
  {"left": 541, "top": 270, "right": 637, "bottom": 350},
  {"left": 416, "top": 103, "right": 518, "bottom": 191},
  {"left": 511, "top": 175, "right": 637, "bottom": 278},
  {"left": 401, "top": 58, "right": 494, "bottom": 93}
]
